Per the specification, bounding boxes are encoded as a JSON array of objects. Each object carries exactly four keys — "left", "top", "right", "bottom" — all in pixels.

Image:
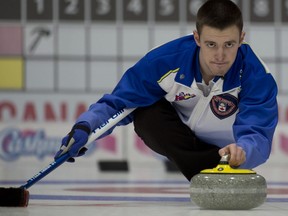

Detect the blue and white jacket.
[{"left": 77, "top": 35, "right": 278, "bottom": 169}]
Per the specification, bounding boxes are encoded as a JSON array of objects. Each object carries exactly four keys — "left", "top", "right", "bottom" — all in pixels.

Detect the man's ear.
[
  {"left": 239, "top": 31, "right": 246, "bottom": 46},
  {"left": 193, "top": 30, "right": 200, "bottom": 46}
]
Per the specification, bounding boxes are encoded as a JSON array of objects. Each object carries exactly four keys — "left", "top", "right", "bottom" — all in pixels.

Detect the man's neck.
[{"left": 201, "top": 70, "right": 214, "bottom": 85}]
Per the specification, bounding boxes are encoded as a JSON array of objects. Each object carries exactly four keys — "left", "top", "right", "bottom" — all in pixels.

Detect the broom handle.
[{"left": 21, "top": 108, "right": 135, "bottom": 189}]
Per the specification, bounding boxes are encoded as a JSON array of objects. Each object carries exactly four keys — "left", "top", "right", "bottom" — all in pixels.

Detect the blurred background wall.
[{"left": 0, "top": 0, "right": 287, "bottom": 168}]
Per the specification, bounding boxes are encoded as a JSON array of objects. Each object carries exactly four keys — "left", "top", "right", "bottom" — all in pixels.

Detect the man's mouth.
[
  {"left": 211, "top": 62, "right": 229, "bottom": 69},
  {"left": 213, "top": 62, "right": 227, "bottom": 66}
]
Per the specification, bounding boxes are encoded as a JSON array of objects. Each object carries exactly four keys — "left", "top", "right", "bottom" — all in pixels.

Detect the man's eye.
[
  {"left": 207, "top": 43, "right": 215, "bottom": 48},
  {"left": 225, "top": 43, "right": 234, "bottom": 48}
]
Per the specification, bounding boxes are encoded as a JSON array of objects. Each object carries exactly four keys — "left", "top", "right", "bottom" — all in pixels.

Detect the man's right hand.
[{"left": 54, "top": 122, "right": 91, "bottom": 162}]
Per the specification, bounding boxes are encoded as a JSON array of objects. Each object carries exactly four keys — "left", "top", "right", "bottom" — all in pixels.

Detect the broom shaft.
[{"left": 21, "top": 108, "right": 135, "bottom": 189}]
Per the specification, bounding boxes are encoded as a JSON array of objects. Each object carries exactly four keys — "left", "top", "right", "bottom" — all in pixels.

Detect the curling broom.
[{"left": 0, "top": 108, "right": 135, "bottom": 207}]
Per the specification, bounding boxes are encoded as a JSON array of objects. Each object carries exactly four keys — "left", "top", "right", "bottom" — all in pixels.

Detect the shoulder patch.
[
  {"left": 210, "top": 94, "right": 238, "bottom": 120},
  {"left": 175, "top": 92, "right": 196, "bottom": 101}
]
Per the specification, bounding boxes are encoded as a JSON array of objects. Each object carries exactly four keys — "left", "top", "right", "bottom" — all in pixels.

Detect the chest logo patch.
[
  {"left": 210, "top": 94, "right": 238, "bottom": 120},
  {"left": 175, "top": 92, "right": 196, "bottom": 101}
]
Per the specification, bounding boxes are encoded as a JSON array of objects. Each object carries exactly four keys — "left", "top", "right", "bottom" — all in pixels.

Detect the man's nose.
[{"left": 215, "top": 47, "right": 225, "bottom": 61}]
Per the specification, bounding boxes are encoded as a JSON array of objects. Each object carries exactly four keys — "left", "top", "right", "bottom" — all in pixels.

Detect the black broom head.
[{"left": 0, "top": 187, "right": 29, "bottom": 207}]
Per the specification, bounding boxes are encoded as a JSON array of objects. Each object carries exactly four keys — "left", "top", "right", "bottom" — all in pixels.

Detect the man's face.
[{"left": 194, "top": 25, "right": 245, "bottom": 80}]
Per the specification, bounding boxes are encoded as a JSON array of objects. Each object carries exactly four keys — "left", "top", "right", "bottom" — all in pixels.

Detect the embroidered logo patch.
[
  {"left": 175, "top": 92, "right": 195, "bottom": 101},
  {"left": 210, "top": 94, "right": 238, "bottom": 119}
]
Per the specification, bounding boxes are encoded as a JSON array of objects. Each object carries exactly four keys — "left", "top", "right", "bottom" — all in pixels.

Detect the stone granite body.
[{"left": 190, "top": 172, "right": 267, "bottom": 210}]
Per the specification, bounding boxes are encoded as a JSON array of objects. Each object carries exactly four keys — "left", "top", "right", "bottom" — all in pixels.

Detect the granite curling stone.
[{"left": 190, "top": 155, "right": 267, "bottom": 210}]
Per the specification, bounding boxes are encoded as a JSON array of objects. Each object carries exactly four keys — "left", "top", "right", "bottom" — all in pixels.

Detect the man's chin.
[{"left": 211, "top": 71, "right": 226, "bottom": 77}]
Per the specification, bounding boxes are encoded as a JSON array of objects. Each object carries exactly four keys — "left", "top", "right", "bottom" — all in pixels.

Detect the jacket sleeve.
[
  {"left": 234, "top": 64, "right": 278, "bottom": 169},
  {"left": 75, "top": 55, "right": 167, "bottom": 137}
]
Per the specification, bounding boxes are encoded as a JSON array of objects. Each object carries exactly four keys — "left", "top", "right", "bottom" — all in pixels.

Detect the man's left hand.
[{"left": 218, "top": 143, "right": 246, "bottom": 167}]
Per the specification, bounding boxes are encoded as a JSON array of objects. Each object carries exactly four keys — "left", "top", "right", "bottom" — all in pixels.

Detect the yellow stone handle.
[{"left": 200, "top": 155, "right": 256, "bottom": 174}]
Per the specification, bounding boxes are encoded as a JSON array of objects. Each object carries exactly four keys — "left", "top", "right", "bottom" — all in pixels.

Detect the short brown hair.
[{"left": 196, "top": 0, "right": 243, "bottom": 35}]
